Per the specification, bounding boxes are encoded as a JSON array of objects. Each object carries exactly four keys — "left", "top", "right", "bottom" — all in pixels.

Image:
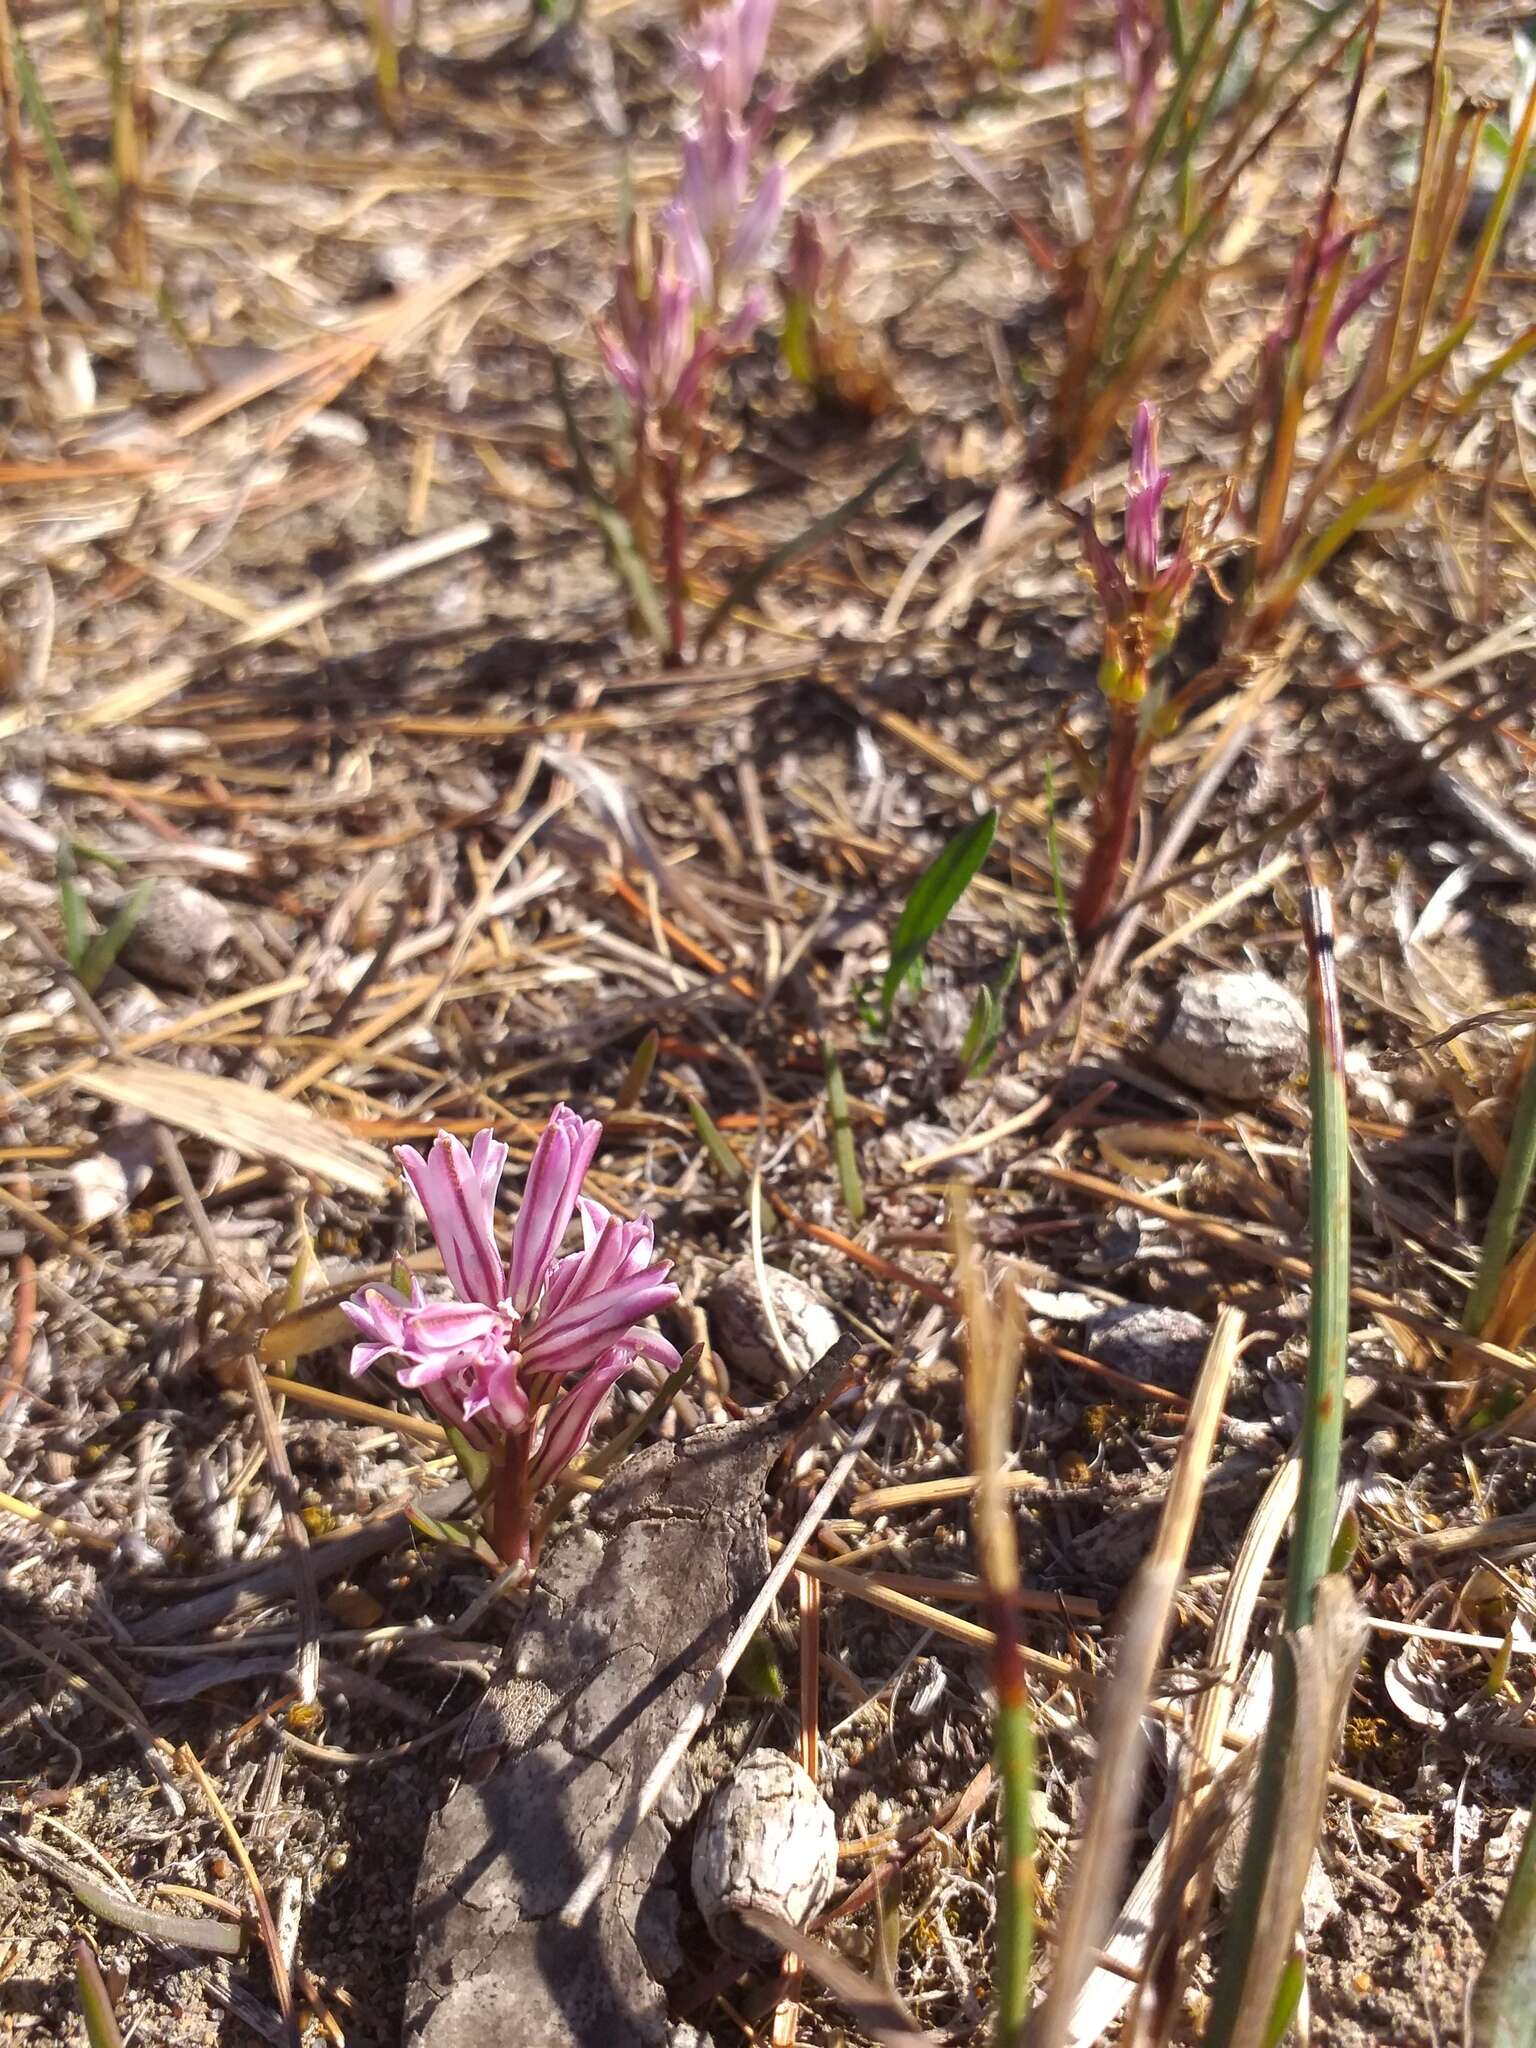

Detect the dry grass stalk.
[{"left": 1034, "top": 1304, "right": 1241, "bottom": 2048}]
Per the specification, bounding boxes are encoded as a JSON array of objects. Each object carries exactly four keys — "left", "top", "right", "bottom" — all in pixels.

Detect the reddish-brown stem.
[
  {"left": 1072, "top": 702, "right": 1144, "bottom": 940},
  {"left": 491, "top": 1438, "right": 535, "bottom": 1571},
  {"left": 660, "top": 449, "right": 688, "bottom": 663}
]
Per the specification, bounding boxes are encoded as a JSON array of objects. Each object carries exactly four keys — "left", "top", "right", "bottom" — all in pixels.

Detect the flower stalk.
[
  {"left": 593, "top": 0, "right": 786, "bottom": 657},
  {"left": 1071, "top": 402, "right": 1223, "bottom": 938}
]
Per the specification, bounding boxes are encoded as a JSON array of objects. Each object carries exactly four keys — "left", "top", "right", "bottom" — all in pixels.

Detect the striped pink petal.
[
  {"left": 507, "top": 1104, "right": 603, "bottom": 1312},
  {"left": 398, "top": 1131, "right": 507, "bottom": 1307}
]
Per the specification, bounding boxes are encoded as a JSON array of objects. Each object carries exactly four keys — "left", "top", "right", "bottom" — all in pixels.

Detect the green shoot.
[
  {"left": 961, "top": 943, "right": 1023, "bottom": 1080},
  {"left": 1473, "top": 1801, "right": 1536, "bottom": 2048},
  {"left": 57, "top": 849, "right": 153, "bottom": 996},
  {"left": 613, "top": 1027, "right": 661, "bottom": 1114},
  {"left": 881, "top": 810, "right": 998, "bottom": 1024},
  {"left": 1203, "top": 882, "right": 1354, "bottom": 2047},
  {"left": 1462, "top": 1043, "right": 1536, "bottom": 1340},
  {"left": 1286, "top": 882, "right": 1351, "bottom": 1629},
  {"left": 686, "top": 1095, "right": 749, "bottom": 1185},
  {"left": 11, "top": 25, "right": 94, "bottom": 254},
  {"left": 75, "top": 1942, "right": 126, "bottom": 2048},
  {"left": 822, "top": 1040, "right": 866, "bottom": 1224}
]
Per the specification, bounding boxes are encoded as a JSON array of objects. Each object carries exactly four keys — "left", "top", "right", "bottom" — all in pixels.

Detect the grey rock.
[
  {"left": 1085, "top": 1304, "right": 1210, "bottom": 1394},
  {"left": 1153, "top": 969, "right": 1306, "bottom": 1102},
  {"left": 112, "top": 879, "right": 237, "bottom": 991}
]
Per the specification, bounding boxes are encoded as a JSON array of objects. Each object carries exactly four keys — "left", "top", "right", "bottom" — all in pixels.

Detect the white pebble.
[{"left": 692, "top": 1749, "right": 838, "bottom": 1958}]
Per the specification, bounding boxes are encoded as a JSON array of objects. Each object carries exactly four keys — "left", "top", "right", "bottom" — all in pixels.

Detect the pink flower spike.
[
  {"left": 506, "top": 1104, "right": 603, "bottom": 1313},
  {"left": 726, "top": 163, "right": 786, "bottom": 278},
  {"left": 527, "top": 1346, "right": 635, "bottom": 1490},
  {"left": 397, "top": 1130, "right": 507, "bottom": 1308},
  {"left": 1124, "top": 402, "right": 1169, "bottom": 586}
]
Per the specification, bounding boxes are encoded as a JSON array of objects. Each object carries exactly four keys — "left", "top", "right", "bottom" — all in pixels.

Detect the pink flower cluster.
[
  {"left": 344, "top": 1112, "right": 679, "bottom": 1509},
  {"left": 597, "top": 0, "right": 784, "bottom": 422},
  {"left": 1080, "top": 402, "right": 1216, "bottom": 704}
]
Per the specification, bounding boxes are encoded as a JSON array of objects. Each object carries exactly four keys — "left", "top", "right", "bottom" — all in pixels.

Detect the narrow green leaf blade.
[
  {"left": 77, "top": 880, "right": 153, "bottom": 995},
  {"left": 75, "top": 1942, "right": 125, "bottom": 2048},
  {"left": 881, "top": 810, "right": 997, "bottom": 1023},
  {"left": 1475, "top": 1805, "right": 1536, "bottom": 2048}
]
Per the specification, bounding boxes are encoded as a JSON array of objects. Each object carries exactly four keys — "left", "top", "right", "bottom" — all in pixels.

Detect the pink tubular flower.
[
  {"left": 1123, "top": 401, "right": 1169, "bottom": 587},
  {"left": 597, "top": 234, "right": 714, "bottom": 418},
  {"left": 1078, "top": 402, "right": 1223, "bottom": 706},
  {"left": 1117, "top": 0, "right": 1162, "bottom": 128},
  {"left": 685, "top": 0, "right": 778, "bottom": 122},
  {"left": 343, "top": 1111, "right": 681, "bottom": 1560}
]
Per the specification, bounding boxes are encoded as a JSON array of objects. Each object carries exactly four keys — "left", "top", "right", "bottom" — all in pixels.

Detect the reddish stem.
[
  {"left": 491, "top": 1439, "right": 535, "bottom": 1572},
  {"left": 1072, "top": 701, "right": 1144, "bottom": 940},
  {"left": 660, "top": 449, "right": 688, "bottom": 663}
]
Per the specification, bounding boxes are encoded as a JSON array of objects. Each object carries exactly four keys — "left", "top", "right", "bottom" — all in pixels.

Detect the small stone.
[
  {"left": 112, "top": 879, "right": 237, "bottom": 991},
  {"left": 1085, "top": 1304, "right": 1210, "bottom": 1395},
  {"left": 691, "top": 1749, "right": 838, "bottom": 1958},
  {"left": 1152, "top": 970, "right": 1306, "bottom": 1102},
  {"left": 707, "top": 1259, "right": 840, "bottom": 1389}
]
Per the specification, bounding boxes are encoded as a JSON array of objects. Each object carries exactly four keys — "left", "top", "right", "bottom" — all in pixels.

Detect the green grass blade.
[
  {"left": 550, "top": 353, "right": 670, "bottom": 654},
  {"left": 612, "top": 1026, "right": 660, "bottom": 1113},
  {"left": 961, "top": 943, "right": 1023, "bottom": 1079},
  {"left": 75, "top": 1942, "right": 125, "bottom": 2048},
  {"left": 1287, "top": 882, "right": 1352, "bottom": 1630},
  {"left": 76, "top": 879, "right": 153, "bottom": 995},
  {"left": 822, "top": 1039, "right": 866, "bottom": 1224},
  {"left": 686, "top": 1095, "right": 748, "bottom": 1184},
  {"left": 1462, "top": 1044, "right": 1536, "bottom": 1338},
  {"left": 12, "top": 27, "right": 94, "bottom": 253},
  {"left": 1203, "top": 884, "right": 1354, "bottom": 2048},
  {"left": 696, "top": 441, "right": 918, "bottom": 653},
  {"left": 1474, "top": 1801, "right": 1536, "bottom": 2048},
  {"left": 881, "top": 809, "right": 998, "bottom": 1024}
]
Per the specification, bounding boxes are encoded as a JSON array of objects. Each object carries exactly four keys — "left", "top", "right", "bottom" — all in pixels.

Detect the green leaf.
[
  {"left": 961, "top": 943, "right": 1023, "bottom": 1079},
  {"left": 56, "top": 848, "right": 91, "bottom": 974},
  {"left": 444, "top": 1425, "right": 493, "bottom": 1505},
  {"left": 1261, "top": 1953, "right": 1305, "bottom": 2048},
  {"left": 405, "top": 1503, "right": 487, "bottom": 1551},
  {"left": 75, "top": 1942, "right": 125, "bottom": 2048},
  {"left": 732, "top": 1629, "right": 785, "bottom": 1700},
  {"left": 550, "top": 352, "right": 670, "bottom": 654},
  {"left": 76, "top": 880, "right": 153, "bottom": 995},
  {"left": 880, "top": 810, "right": 997, "bottom": 1024},
  {"left": 13, "top": 30, "right": 94, "bottom": 254}
]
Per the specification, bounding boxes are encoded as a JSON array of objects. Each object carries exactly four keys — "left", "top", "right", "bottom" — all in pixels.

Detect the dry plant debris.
[{"left": 2, "top": 1, "right": 1536, "bottom": 2044}]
